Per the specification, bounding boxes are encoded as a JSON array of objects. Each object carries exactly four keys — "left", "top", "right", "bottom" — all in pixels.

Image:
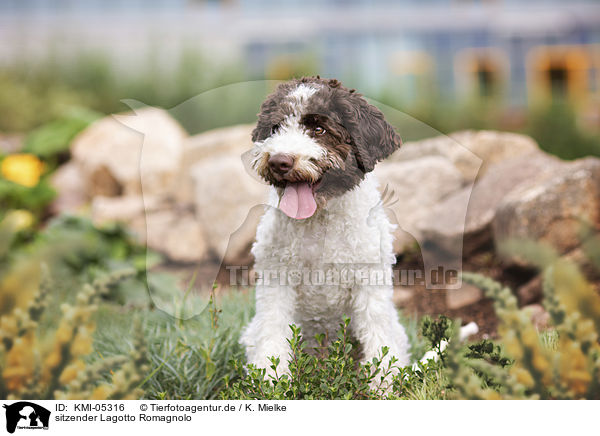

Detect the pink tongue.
[{"left": 279, "top": 182, "right": 317, "bottom": 219}]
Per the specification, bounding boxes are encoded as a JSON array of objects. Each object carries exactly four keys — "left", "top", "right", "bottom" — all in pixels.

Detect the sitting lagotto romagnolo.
[{"left": 241, "top": 76, "right": 410, "bottom": 374}]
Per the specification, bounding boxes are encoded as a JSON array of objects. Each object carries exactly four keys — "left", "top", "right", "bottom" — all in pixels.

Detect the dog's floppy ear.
[{"left": 336, "top": 92, "right": 401, "bottom": 174}]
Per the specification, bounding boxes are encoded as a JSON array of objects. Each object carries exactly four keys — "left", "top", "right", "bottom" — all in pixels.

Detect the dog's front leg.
[
  {"left": 350, "top": 285, "right": 411, "bottom": 375},
  {"left": 240, "top": 284, "right": 296, "bottom": 378}
]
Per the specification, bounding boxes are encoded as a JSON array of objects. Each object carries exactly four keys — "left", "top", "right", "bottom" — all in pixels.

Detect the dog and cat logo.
[{"left": 2, "top": 402, "right": 50, "bottom": 433}]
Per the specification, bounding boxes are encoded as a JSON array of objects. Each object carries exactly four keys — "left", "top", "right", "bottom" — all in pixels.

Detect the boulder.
[
  {"left": 494, "top": 157, "right": 600, "bottom": 263},
  {"left": 191, "top": 154, "right": 269, "bottom": 265},
  {"left": 418, "top": 151, "right": 563, "bottom": 256},
  {"left": 49, "top": 162, "right": 88, "bottom": 214},
  {"left": 71, "top": 107, "right": 187, "bottom": 197},
  {"left": 174, "top": 124, "right": 255, "bottom": 204},
  {"left": 389, "top": 130, "right": 538, "bottom": 182},
  {"left": 137, "top": 209, "right": 208, "bottom": 264},
  {"left": 91, "top": 195, "right": 165, "bottom": 225},
  {"left": 91, "top": 195, "right": 207, "bottom": 263},
  {"left": 374, "top": 156, "right": 464, "bottom": 253}
]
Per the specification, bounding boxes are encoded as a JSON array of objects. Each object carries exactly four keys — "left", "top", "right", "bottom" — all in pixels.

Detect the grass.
[
  {"left": 87, "top": 285, "right": 449, "bottom": 400},
  {"left": 91, "top": 288, "right": 254, "bottom": 400}
]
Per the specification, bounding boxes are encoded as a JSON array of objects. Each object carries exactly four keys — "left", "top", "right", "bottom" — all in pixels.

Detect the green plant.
[
  {"left": 463, "top": 340, "right": 512, "bottom": 389},
  {"left": 221, "top": 315, "right": 458, "bottom": 400},
  {"left": 420, "top": 315, "right": 452, "bottom": 363},
  {"left": 526, "top": 102, "right": 600, "bottom": 160},
  {"left": 222, "top": 317, "right": 402, "bottom": 400},
  {"left": 23, "top": 107, "right": 101, "bottom": 167},
  {"left": 0, "top": 178, "right": 55, "bottom": 224},
  {"left": 0, "top": 267, "right": 148, "bottom": 400},
  {"left": 448, "top": 242, "right": 600, "bottom": 399}
]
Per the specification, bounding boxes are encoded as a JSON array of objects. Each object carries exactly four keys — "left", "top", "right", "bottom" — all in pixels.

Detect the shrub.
[
  {"left": 222, "top": 317, "right": 395, "bottom": 400},
  {"left": 449, "top": 243, "right": 600, "bottom": 399},
  {"left": 0, "top": 267, "right": 149, "bottom": 400},
  {"left": 221, "top": 315, "right": 458, "bottom": 400},
  {"left": 23, "top": 107, "right": 101, "bottom": 166}
]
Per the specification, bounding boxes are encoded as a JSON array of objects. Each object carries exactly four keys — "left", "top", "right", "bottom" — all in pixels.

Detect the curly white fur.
[{"left": 240, "top": 172, "right": 411, "bottom": 373}]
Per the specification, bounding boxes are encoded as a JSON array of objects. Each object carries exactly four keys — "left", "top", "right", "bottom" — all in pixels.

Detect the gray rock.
[
  {"left": 134, "top": 209, "right": 208, "bottom": 264},
  {"left": 71, "top": 107, "right": 187, "bottom": 197},
  {"left": 374, "top": 156, "right": 464, "bottom": 253},
  {"left": 389, "top": 130, "right": 538, "bottom": 182},
  {"left": 0, "top": 134, "right": 23, "bottom": 154},
  {"left": 494, "top": 157, "right": 600, "bottom": 263},
  {"left": 174, "top": 124, "right": 255, "bottom": 204},
  {"left": 91, "top": 195, "right": 165, "bottom": 225},
  {"left": 50, "top": 162, "right": 87, "bottom": 215},
  {"left": 393, "top": 286, "right": 415, "bottom": 307},
  {"left": 418, "top": 151, "right": 563, "bottom": 256},
  {"left": 191, "top": 154, "right": 269, "bottom": 265},
  {"left": 91, "top": 195, "right": 207, "bottom": 263}
]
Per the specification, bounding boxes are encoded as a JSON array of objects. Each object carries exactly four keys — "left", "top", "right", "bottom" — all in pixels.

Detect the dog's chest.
[{"left": 252, "top": 175, "right": 395, "bottom": 336}]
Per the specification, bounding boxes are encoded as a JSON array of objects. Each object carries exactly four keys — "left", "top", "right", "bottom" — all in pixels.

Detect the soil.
[{"left": 392, "top": 245, "right": 539, "bottom": 339}]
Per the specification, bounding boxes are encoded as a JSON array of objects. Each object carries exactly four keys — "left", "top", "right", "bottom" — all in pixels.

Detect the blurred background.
[{"left": 1, "top": 0, "right": 599, "bottom": 157}]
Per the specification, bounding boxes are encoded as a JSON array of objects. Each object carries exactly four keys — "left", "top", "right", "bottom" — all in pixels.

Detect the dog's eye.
[
  {"left": 314, "top": 126, "right": 326, "bottom": 136},
  {"left": 271, "top": 124, "right": 281, "bottom": 135}
]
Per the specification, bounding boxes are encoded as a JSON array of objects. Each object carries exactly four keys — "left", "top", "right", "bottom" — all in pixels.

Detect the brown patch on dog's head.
[{"left": 251, "top": 76, "right": 401, "bottom": 212}]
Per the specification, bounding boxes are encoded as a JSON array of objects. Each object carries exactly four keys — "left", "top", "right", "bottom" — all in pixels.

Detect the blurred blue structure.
[{"left": 1, "top": 0, "right": 599, "bottom": 112}]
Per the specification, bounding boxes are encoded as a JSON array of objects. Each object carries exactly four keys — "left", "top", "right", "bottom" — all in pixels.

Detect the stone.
[
  {"left": 91, "top": 195, "right": 207, "bottom": 263},
  {"left": 174, "top": 124, "right": 255, "bottom": 204},
  {"left": 374, "top": 156, "right": 464, "bottom": 253},
  {"left": 494, "top": 157, "right": 600, "bottom": 263},
  {"left": 91, "top": 195, "right": 165, "bottom": 225},
  {"left": 418, "top": 151, "right": 563, "bottom": 257},
  {"left": 389, "top": 130, "right": 539, "bottom": 182},
  {"left": 191, "top": 154, "right": 269, "bottom": 265},
  {"left": 71, "top": 107, "right": 187, "bottom": 197},
  {"left": 446, "top": 283, "right": 483, "bottom": 309},
  {"left": 131, "top": 209, "right": 207, "bottom": 264},
  {"left": 49, "top": 162, "right": 88, "bottom": 214}
]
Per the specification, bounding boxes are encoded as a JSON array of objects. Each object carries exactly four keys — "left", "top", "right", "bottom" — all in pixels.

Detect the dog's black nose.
[{"left": 268, "top": 154, "right": 295, "bottom": 175}]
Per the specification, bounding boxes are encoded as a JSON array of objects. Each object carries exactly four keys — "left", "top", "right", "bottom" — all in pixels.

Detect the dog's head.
[{"left": 250, "top": 77, "right": 401, "bottom": 219}]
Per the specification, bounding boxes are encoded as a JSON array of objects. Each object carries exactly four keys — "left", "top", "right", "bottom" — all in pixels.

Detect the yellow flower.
[
  {"left": 55, "top": 323, "right": 74, "bottom": 344},
  {"left": 1, "top": 154, "right": 44, "bottom": 187},
  {"left": 71, "top": 328, "right": 93, "bottom": 356},
  {"left": 44, "top": 350, "right": 61, "bottom": 370},
  {"left": 532, "top": 349, "right": 547, "bottom": 368},
  {"left": 59, "top": 360, "right": 86, "bottom": 385},
  {"left": 91, "top": 384, "right": 111, "bottom": 400},
  {"left": 3, "top": 335, "right": 35, "bottom": 391},
  {"left": 511, "top": 367, "right": 534, "bottom": 387}
]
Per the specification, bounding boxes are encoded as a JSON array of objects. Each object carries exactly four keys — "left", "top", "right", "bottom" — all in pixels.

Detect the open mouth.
[{"left": 278, "top": 178, "right": 322, "bottom": 220}]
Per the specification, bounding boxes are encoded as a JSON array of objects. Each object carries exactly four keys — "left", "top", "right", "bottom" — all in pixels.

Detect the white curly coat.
[{"left": 240, "top": 173, "right": 411, "bottom": 373}]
